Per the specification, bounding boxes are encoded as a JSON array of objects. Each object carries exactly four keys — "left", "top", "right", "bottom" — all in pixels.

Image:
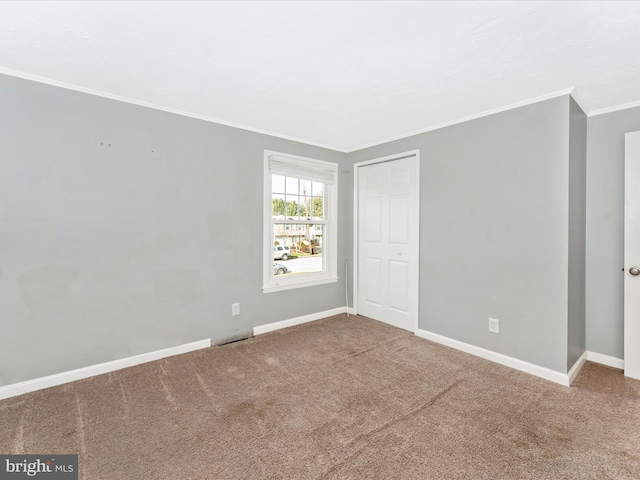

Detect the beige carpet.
[{"left": 1, "top": 314, "right": 639, "bottom": 479}]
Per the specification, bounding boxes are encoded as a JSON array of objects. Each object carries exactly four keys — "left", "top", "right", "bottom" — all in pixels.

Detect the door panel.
[
  {"left": 365, "top": 172, "right": 383, "bottom": 189},
  {"left": 625, "top": 131, "right": 640, "bottom": 379},
  {"left": 364, "top": 258, "right": 382, "bottom": 305},
  {"left": 357, "top": 155, "right": 419, "bottom": 332},
  {"left": 389, "top": 195, "right": 410, "bottom": 244},
  {"left": 389, "top": 260, "right": 409, "bottom": 312},
  {"left": 364, "top": 198, "right": 382, "bottom": 242},
  {"left": 390, "top": 167, "right": 410, "bottom": 186}
]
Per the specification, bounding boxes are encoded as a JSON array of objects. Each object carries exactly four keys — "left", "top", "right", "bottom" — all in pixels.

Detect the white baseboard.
[
  {"left": 6, "top": 315, "right": 612, "bottom": 402},
  {"left": 414, "top": 329, "right": 577, "bottom": 387},
  {"left": 586, "top": 351, "right": 624, "bottom": 369},
  {"left": 253, "top": 306, "right": 349, "bottom": 336},
  {"left": 568, "top": 351, "right": 588, "bottom": 385},
  {"left": 0, "top": 339, "right": 211, "bottom": 401}
]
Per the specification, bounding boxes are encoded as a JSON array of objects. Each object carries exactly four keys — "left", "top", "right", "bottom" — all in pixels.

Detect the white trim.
[
  {"left": 346, "top": 89, "right": 574, "bottom": 152},
  {"left": 263, "top": 275, "right": 338, "bottom": 293},
  {"left": 353, "top": 150, "right": 421, "bottom": 333},
  {"left": 0, "top": 68, "right": 341, "bottom": 153},
  {"left": 1, "top": 69, "right": 592, "bottom": 154},
  {"left": 11, "top": 67, "right": 635, "bottom": 151},
  {"left": 624, "top": 131, "right": 640, "bottom": 381},
  {"left": 590, "top": 99, "right": 640, "bottom": 117},
  {"left": 414, "top": 329, "right": 573, "bottom": 386},
  {"left": 568, "top": 351, "right": 588, "bottom": 385},
  {"left": 587, "top": 351, "right": 625, "bottom": 369},
  {"left": 253, "top": 306, "right": 348, "bottom": 336},
  {"left": 0, "top": 339, "right": 211, "bottom": 401}
]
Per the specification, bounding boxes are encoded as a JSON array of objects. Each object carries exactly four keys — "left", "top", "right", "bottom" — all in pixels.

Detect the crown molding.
[
  {"left": 345, "top": 89, "right": 575, "bottom": 152},
  {"left": 589, "top": 99, "right": 640, "bottom": 117},
  {"left": 0, "top": 67, "right": 344, "bottom": 153}
]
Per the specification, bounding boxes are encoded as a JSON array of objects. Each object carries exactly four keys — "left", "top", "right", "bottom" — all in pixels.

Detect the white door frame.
[
  {"left": 353, "top": 149, "right": 420, "bottom": 332},
  {"left": 625, "top": 131, "right": 640, "bottom": 380}
]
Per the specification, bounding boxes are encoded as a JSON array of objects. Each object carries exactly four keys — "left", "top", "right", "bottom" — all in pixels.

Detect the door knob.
[{"left": 630, "top": 267, "right": 640, "bottom": 276}]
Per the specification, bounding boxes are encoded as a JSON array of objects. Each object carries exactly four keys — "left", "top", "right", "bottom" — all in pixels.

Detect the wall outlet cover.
[{"left": 489, "top": 317, "right": 500, "bottom": 334}]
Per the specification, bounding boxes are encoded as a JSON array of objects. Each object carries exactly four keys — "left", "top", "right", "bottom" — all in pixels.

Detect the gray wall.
[
  {"left": 0, "top": 74, "right": 348, "bottom": 386},
  {"left": 567, "top": 98, "right": 587, "bottom": 369},
  {"left": 586, "top": 105, "right": 640, "bottom": 359},
  {"left": 348, "top": 96, "right": 574, "bottom": 373},
  {"left": 3, "top": 68, "right": 627, "bottom": 386}
]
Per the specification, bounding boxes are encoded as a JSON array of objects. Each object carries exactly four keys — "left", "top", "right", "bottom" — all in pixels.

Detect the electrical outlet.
[
  {"left": 232, "top": 303, "right": 240, "bottom": 316},
  {"left": 489, "top": 317, "right": 500, "bottom": 334}
]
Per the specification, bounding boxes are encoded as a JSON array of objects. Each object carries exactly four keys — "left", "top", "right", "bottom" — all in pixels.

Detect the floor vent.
[{"left": 215, "top": 332, "right": 253, "bottom": 347}]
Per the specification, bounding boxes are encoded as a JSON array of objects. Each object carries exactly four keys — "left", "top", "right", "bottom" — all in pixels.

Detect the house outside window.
[{"left": 263, "top": 151, "right": 338, "bottom": 292}]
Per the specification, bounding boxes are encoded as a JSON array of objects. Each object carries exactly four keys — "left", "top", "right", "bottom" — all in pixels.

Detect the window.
[{"left": 263, "top": 151, "right": 338, "bottom": 292}]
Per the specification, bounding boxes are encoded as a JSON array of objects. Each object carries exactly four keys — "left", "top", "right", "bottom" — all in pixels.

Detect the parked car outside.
[
  {"left": 273, "top": 245, "right": 290, "bottom": 261},
  {"left": 273, "top": 262, "right": 288, "bottom": 275}
]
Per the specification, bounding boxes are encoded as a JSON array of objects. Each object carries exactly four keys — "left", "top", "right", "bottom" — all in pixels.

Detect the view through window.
[{"left": 272, "top": 174, "right": 324, "bottom": 275}]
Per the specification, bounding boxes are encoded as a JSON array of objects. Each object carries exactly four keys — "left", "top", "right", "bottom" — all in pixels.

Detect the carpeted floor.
[{"left": 1, "top": 314, "right": 639, "bottom": 479}]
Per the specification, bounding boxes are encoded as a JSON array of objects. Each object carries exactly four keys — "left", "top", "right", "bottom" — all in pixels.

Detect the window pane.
[
  {"left": 285, "top": 195, "right": 300, "bottom": 218},
  {"left": 272, "top": 194, "right": 285, "bottom": 217},
  {"left": 300, "top": 179, "right": 311, "bottom": 196},
  {"left": 310, "top": 224, "right": 324, "bottom": 253},
  {"left": 285, "top": 176, "right": 299, "bottom": 195},
  {"left": 312, "top": 196, "right": 324, "bottom": 219},
  {"left": 275, "top": 175, "right": 325, "bottom": 220},
  {"left": 312, "top": 182, "right": 324, "bottom": 196},
  {"left": 273, "top": 223, "right": 323, "bottom": 275},
  {"left": 296, "top": 196, "right": 308, "bottom": 218},
  {"left": 272, "top": 175, "right": 285, "bottom": 194}
]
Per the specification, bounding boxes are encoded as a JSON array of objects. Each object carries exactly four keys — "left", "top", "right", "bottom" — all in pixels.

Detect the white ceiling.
[{"left": 1, "top": 1, "right": 639, "bottom": 152}]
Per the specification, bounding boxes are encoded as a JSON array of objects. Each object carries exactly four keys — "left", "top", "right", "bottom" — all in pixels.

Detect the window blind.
[{"left": 269, "top": 155, "right": 336, "bottom": 185}]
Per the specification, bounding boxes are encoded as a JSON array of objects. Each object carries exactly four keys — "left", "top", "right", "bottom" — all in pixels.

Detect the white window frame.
[{"left": 263, "top": 150, "right": 338, "bottom": 293}]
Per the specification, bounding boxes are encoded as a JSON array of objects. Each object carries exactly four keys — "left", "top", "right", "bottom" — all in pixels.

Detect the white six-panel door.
[
  {"left": 357, "top": 154, "right": 419, "bottom": 332},
  {"left": 625, "top": 131, "right": 640, "bottom": 380}
]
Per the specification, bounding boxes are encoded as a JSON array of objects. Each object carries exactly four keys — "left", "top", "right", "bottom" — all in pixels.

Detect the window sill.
[{"left": 263, "top": 275, "right": 338, "bottom": 294}]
